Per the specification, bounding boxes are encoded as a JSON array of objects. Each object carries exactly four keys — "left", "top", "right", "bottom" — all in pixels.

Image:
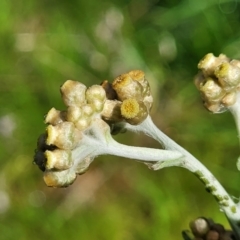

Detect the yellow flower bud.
[
  {"left": 86, "top": 85, "right": 106, "bottom": 102},
  {"left": 60, "top": 80, "right": 87, "bottom": 106},
  {"left": 43, "top": 170, "right": 76, "bottom": 187},
  {"left": 112, "top": 73, "right": 143, "bottom": 101},
  {"left": 200, "top": 78, "right": 225, "bottom": 102},
  {"left": 66, "top": 106, "right": 83, "bottom": 123},
  {"left": 45, "top": 108, "right": 66, "bottom": 125},
  {"left": 101, "top": 99, "right": 123, "bottom": 123},
  {"left": 198, "top": 53, "right": 229, "bottom": 77},
  {"left": 75, "top": 118, "right": 92, "bottom": 130},
  {"left": 45, "top": 149, "right": 72, "bottom": 170},
  {"left": 85, "top": 85, "right": 106, "bottom": 112},
  {"left": 121, "top": 98, "right": 148, "bottom": 125},
  {"left": 46, "top": 122, "right": 82, "bottom": 149},
  {"left": 66, "top": 104, "right": 94, "bottom": 130},
  {"left": 215, "top": 62, "right": 240, "bottom": 91},
  {"left": 132, "top": 71, "right": 153, "bottom": 109}
]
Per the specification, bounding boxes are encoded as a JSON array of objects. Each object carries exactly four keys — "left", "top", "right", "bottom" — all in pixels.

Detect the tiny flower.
[{"left": 120, "top": 98, "right": 148, "bottom": 125}]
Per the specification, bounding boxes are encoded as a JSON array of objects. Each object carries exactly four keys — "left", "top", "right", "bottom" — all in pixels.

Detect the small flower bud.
[
  {"left": 86, "top": 85, "right": 106, "bottom": 102},
  {"left": 112, "top": 73, "right": 144, "bottom": 101},
  {"left": 82, "top": 104, "right": 94, "bottom": 116},
  {"left": 75, "top": 118, "right": 92, "bottom": 130},
  {"left": 127, "top": 70, "right": 153, "bottom": 111},
  {"left": 73, "top": 105, "right": 94, "bottom": 130},
  {"left": 67, "top": 105, "right": 83, "bottom": 123},
  {"left": 43, "top": 169, "right": 77, "bottom": 187},
  {"left": 67, "top": 104, "right": 94, "bottom": 123},
  {"left": 45, "top": 108, "right": 66, "bottom": 125},
  {"left": 221, "top": 91, "right": 237, "bottom": 107},
  {"left": 215, "top": 62, "right": 240, "bottom": 91},
  {"left": 189, "top": 218, "right": 210, "bottom": 237},
  {"left": 198, "top": 53, "right": 229, "bottom": 77},
  {"left": 101, "top": 99, "right": 123, "bottom": 123},
  {"left": 46, "top": 122, "right": 82, "bottom": 149},
  {"left": 61, "top": 80, "right": 87, "bottom": 106},
  {"left": 45, "top": 149, "right": 72, "bottom": 170},
  {"left": 200, "top": 78, "right": 225, "bottom": 102},
  {"left": 121, "top": 98, "right": 148, "bottom": 125},
  {"left": 86, "top": 85, "right": 106, "bottom": 112}
]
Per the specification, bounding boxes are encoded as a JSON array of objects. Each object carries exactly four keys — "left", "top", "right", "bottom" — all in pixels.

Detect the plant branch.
[{"left": 125, "top": 116, "right": 240, "bottom": 233}]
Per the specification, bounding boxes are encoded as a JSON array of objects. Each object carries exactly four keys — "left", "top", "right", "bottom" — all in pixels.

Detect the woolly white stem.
[
  {"left": 71, "top": 131, "right": 183, "bottom": 167},
  {"left": 105, "top": 138, "right": 183, "bottom": 162},
  {"left": 125, "top": 116, "right": 240, "bottom": 225},
  {"left": 228, "top": 93, "right": 240, "bottom": 174}
]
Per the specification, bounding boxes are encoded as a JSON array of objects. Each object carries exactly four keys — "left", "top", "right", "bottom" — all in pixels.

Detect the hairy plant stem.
[
  {"left": 71, "top": 128, "right": 183, "bottom": 169},
  {"left": 126, "top": 116, "right": 240, "bottom": 238}
]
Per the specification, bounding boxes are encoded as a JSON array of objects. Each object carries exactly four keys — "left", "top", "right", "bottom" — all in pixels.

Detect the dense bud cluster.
[
  {"left": 34, "top": 81, "right": 107, "bottom": 187},
  {"left": 34, "top": 70, "right": 153, "bottom": 187},
  {"left": 102, "top": 70, "right": 153, "bottom": 125},
  {"left": 195, "top": 53, "right": 240, "bottom": 113},
  {"left": 182, "top": 217, "right": 235, "bottom": 240}
]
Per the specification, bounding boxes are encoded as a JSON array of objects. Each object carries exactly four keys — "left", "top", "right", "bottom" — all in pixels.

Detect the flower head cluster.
[
  {"left": 183, "top": 217, "right": 236, "bottom": 240},
  {"left": 34, "top": 70, "right": 154, "bottom": 187},
  {"left": 101, "top": 70, "right": 153, "bottom": 125},
  {"left": 195, "top": 53, "right": 240, "bottom": 113}
]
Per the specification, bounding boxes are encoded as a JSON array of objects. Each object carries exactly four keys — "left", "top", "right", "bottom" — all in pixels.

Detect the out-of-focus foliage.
[{"left": 1, "top": 0, "right": 240, "bottom": 239}]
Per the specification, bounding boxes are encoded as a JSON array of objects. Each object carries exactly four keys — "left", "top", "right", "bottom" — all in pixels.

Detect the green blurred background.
[{"left": 1, "top": 0, "right": 240, "bottom": 239}]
